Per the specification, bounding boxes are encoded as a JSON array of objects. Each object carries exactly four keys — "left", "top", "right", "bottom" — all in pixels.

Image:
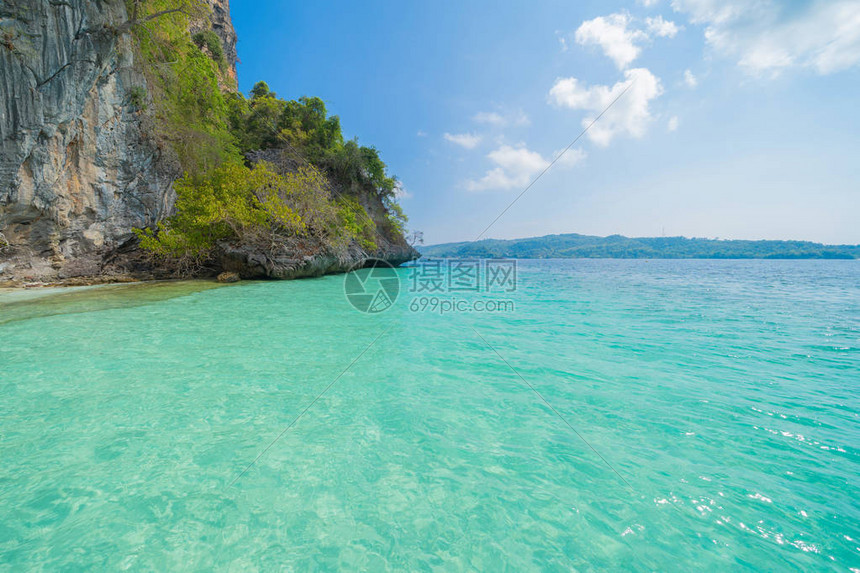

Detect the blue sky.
[{"left": 231, "top": 0, "right": 860, "bottom": 245}]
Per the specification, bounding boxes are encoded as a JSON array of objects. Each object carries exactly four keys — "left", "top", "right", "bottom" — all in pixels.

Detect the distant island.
[{"left": 420, "top": 233, "right": 860, "bottom": 259}]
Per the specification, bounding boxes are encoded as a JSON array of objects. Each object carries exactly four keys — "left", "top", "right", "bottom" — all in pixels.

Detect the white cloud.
[
  {"left": 443, "top": 132, "right": 482, "bottom": 149},
  {"left": 394, "top": 181, "right": 413, "bottom": 199},
  {"left": 472, "top": 110, "right": 530, "bottom": 127},
  {"left": 465, "top": 144, "right": 583, "bottom": 191},
  {"left": 683, "top": 69, "right": 698, "bottom": 87},
  {"left": 646, "top": 15, "right": 680, "bottom": 38},
  {"left": 552, "top": 147, "right": 588, "bottom": 168},
  {"left": 473, "top": 112, "right": 505, "bottom": 126},
  {"left": 574, "top": 12, "right": 680, "bottom": 69},
  {"left": 671, "top": 0, "right": 754, "bottom": 24},
  {"left": 549, "top": 67, "right": 664, "bottom": 146},
  {"left": 416, "top": 130, "right": 427, "bottom": 137},
  {"left": 466, "top": 145, "right": 546, "bottom": 191},
  {"left": 672, "top": 0, "right": 860, "bottom": 75},
  {"left": 667, "top": 116, "right": 679, "bottom": 131},
  {"left": 556, "top": 30, "right": 569, "bottom": 52},
  {"left": 671, "top": 0, "right": 763, "bottom": 25},
  {"left": 575, "top": 12, "right": 648, "bottom": 70},
  {"left": 639, "top": 0, "right": 660, "bottom": 6}
]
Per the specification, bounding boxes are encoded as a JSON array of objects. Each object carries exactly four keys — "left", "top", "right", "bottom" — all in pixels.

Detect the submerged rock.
[{"left": 216, "top": 272, "right": 240, "bottom": 283}]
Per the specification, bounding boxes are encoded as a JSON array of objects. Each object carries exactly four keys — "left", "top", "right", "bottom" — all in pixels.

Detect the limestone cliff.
[
  {"left": 192, "top": 0, "right": 238, "bottom": 85},
  {"left": 0, "top": 0, "right": 415, "bottom": 285},
  {"left": 0, "top": 0, "right": 237, "bottom": 281}
]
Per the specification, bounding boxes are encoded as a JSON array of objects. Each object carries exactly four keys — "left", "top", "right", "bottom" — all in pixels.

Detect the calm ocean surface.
[{"left": 1, "top": 260, "right": 858, "bottom": 571}]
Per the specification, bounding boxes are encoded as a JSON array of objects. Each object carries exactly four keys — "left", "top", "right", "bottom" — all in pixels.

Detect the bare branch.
[{"left": 114, "top": 8, "right": 185, "bottom": 35}]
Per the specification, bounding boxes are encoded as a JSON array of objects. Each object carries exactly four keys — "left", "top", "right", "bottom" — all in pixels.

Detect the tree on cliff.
[{"left": 125, "top": 1, "right": 410, "bottom": 274}]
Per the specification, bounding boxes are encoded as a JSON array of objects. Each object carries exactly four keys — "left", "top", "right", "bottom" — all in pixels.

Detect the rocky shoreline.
[{"left": 0, "top": 242, "right": 418, "bottom": 289}]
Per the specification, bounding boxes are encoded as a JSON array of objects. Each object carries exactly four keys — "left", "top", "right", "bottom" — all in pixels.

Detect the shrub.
[
  {"left": 127, "top": 86, "right": 147, "bottom": 110},
  {"left": 384, "top": 201, "right": 408, "bottom": 237},
  {"left": 136, "top": 162, "right": 376, "bottom": 264},
  {"left": 250, "top": 81, "right": 272, "bottom": 99},
  {"left": 192, "top": 30, "right": 224, "bottom": 63},
  {"left": 337, "top": 197, "right": 378, "bottom": 251}
]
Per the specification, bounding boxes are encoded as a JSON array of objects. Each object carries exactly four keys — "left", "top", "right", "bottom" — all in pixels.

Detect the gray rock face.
[
  {"left": 0, "top": 0, "right": 413, "bottom": 285},
  {"left": 206, "top": 0, "right": 238, "bottom": 83},
  {"left": 0, "top": 0, "right": 178, "bottom": 280},
  {"left": 216, "top": 239, "right": 418, "bottom": 280}
]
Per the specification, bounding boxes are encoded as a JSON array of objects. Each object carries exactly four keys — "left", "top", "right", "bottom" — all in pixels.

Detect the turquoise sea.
[{"left": 1, "top": 260, "right": 858, "bottom": 571}]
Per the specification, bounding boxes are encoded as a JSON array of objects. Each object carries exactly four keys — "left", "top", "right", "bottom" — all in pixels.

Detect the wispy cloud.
[
  {"left": 552, "top": 147, "right": 588, "bottom": 168},
  {"left": 556, "top": 30, "right": 569, "bottom": 52},
  {"left": 473, "top": 111, "right": 505, "bottom": 126},
  {"left": 683, "top": 69, "right": 698, "bottom": 88},
  {"left": 672, "top": 0, "right": 860, "bottom": 75},
  {"left": 394, "top": 181, "right": 413, "bottom": 199},
  {"left": 549, "top": 67, "right": 664, "bottom": 146},
  {"left": 646, "top": 15, "right": 680, "bottom": 38},
  {"left": 465, "top": 144, "right": 584, "bottom": 191},
  {"left": 473, "top": 110, "right": 530, "bottom": 127},
  {"left": 444, "top": 132, "right": 482, "bottom": 149},
  {"left": 667, "top": 116, "right": 679, "bottom": 131}
]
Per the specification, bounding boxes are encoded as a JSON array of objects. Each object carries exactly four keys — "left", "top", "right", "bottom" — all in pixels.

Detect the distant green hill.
[{"left": 420, "top": 233, "right": 860, "bottom": 259}]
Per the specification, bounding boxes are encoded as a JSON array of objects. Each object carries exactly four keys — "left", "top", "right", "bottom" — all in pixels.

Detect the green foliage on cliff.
[
  {"left": 126, "top": 86, "right": 147, "bottom": 110},
  {"left": 191, "top": 30, "right": 223, "bottom": 64},
  {"left": 227, "top": 87, "right": 399, "bottom": 203},
  {"left": 127, "top": 1, "right": 408, "bottom": 268},
  {"left": 336, "top": 197, "right": 378, "bottom": 252},
  {"left": 127, "top": 0, "right": 240, "bottom": 174},
  {"left": 135, "top": 161, "right": 376, "bottom": 261},
  {"left": 384, "top": 201, "right": 408, "bottom": 237}
]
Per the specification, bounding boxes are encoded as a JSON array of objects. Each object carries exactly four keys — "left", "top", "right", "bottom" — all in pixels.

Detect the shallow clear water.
[{"left": 1, "top": 260, "right": 858, "bottom": 571}]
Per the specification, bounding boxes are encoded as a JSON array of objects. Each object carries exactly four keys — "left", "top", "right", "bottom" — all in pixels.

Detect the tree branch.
[{"left": 114, "top": 7, "right": 185, "bottom": 35}]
